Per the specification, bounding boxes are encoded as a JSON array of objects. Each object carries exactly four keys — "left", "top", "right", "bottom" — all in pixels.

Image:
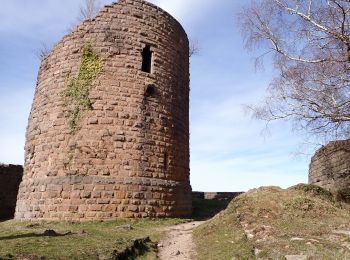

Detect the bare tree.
[
  {"left": 79, "top": 0, "right": 101, "bottom": 21},
  {"left": 34, "top": 42, "right": 51, "bottom": 60},
  {"left": 189, "top": 39, "right": 200, "bottom": 57},
  {"left": 238, "top": 0, "right": 350, "bottom": 142}
]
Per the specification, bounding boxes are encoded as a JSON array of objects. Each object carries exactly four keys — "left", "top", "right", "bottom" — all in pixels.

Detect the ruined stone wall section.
[
  {"left": 192, "top": 192, "right": 243, "bottom": 201},
  {"left": 309, "top": 140, "right": 350, "bottom": 192},
  {"left": 15, "top": 0, "right": 191, "bottom": 220},
  {"left": 0, "top": 164, "right": 23, "bottom": 219}
]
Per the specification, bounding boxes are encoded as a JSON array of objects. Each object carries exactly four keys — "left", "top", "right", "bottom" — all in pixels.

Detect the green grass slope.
[
  {"left": 194, "top": 184, "right": 350, "bottom": 259},
  {"left": 0, "top": 218, "right": 186, "bottom": 259}
]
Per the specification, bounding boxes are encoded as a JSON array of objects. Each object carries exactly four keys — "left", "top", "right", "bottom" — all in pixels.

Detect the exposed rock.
[
  {"left": 285, "top": 255, "right": 308, "bottom": 260},
  {"left": 309, "top": 140, "right": 350, "bottom": 193}
]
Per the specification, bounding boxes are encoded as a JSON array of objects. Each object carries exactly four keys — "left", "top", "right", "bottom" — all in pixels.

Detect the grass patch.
[
  {"left": 193, "top": 202, "right": 255, "bottom": 260},
  {"left": 0, "top": 218, "right": 187, "bottom": 259}
]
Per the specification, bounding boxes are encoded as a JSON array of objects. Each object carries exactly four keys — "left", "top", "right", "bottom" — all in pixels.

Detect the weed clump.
[
  {"left": 289, "top": 183, "right": 334, "bottom": 202},
  {"left": 335, "top": 188, "right": 350, "bottom": 203},
  {"left": 62, "top": 44, "right": 102, "bottom": 133},
  {"left": 284, "top": 197, "right": 315, "bottom": 212}
]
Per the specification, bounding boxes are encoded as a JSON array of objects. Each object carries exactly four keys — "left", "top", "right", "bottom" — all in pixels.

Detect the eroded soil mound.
[{"left": 194, "top": 184, "right": 350, "bottom": 259}]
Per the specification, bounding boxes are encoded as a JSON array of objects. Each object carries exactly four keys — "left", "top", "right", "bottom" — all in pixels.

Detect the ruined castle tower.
[
  {"left": 309, "top": 140, "right": 350, "bottom": 193},
  {"left": 15, "top": 0, "right": 191, "bottom": 220}
]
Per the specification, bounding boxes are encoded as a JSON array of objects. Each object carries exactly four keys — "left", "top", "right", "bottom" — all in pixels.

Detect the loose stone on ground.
[{"left": 157, "top": 221, "right": 204, "bottom": 260}]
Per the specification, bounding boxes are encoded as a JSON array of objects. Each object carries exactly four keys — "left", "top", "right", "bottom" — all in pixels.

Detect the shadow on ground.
[
  {"left": 0, "top": 230, "right": 73, "bottom": 241},
  {"left": 0, "top": 217, "right": 12, "bottom": 223},
  {"left": 192, "top": 198, "right": 231, "bottom": 220}
]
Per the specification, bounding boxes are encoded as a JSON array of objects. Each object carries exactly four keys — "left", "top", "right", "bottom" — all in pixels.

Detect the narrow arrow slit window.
[{"left": 141, "top": 45, "right": 152, "bottom": 73}]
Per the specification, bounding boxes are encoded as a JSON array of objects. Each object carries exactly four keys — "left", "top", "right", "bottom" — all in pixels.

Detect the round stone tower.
[
  {"left": 309, "top": 140, "right": 350, "bottom": 193},
  {"left": 15, "top": 0, "right": 191, "bottom": 220}
]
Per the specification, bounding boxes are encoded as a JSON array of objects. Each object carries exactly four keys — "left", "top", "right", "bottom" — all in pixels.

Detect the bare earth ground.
[{"left": 157, "top": 221, "right": 205, "bottom": 260}]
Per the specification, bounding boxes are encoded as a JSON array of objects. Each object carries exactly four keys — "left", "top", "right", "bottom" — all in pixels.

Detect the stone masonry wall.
[
  {"left": 309, "top": 140, "right": 350, "bottom": 192},
  {"left": 0, "top": 164, "right": 23, "bottom": 219},
  {"left": 15, "top": 0, "right": 191, "bottom": 220},
  {"left": 192, "top": 192, "right": 243, "bottom": 201}
]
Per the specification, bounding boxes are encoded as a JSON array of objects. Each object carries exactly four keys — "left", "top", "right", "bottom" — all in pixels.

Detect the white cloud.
[
  {"left": 0, "top": 1, "right": 78, "bottom": 34},
  {"left": 191, "top": 123, "right": 309, "bottom": 192},
  {"left": 0, "top": 87, "right": 33, "bottom": 165},
  {"left": 189, "top": 78, "right": 310, "bottom": 191},
  {"left": 191, "top": 159, "right": 308, "bottom": 192},
  {"left": 0, "top": 135, "right": 25, "bottom": 165},
  {"left": 149, "top": 0, "right": 215, "bottom": 24}
]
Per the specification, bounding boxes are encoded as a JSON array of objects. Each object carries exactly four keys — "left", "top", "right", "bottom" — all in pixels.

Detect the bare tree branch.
[
  {"left": 238, "top": 0, "right": 350, "bottom": 143},
  {"left": 189, "top": 39, "right": 200, "bottom": 57},
  {"left": 79, "top": 0, "right": 101, "bottom": 21},
  {"left": 34, "top": 42, "right": 51, "bottom": 60}
]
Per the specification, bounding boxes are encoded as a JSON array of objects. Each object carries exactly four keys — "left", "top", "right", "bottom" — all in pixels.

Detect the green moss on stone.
[{"left": 63, "top": 44, "right": 102, "bottom": 133}]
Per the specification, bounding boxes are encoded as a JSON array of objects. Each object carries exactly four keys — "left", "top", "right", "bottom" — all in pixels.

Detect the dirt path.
[{"left": 157, "top": 221, "right": 205, "bottom": 260}]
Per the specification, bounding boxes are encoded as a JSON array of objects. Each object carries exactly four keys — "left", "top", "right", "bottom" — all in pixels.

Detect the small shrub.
[
  {"left": 335, "top": 188, "right": 350, "bottom": 203},
  {"left": 284, "top": 197, "right": 315, "bottom": 212},
  {"left": 284, "top": 195, "right": 336, "bottom": 216},
  {"left": 289, "top": 183, "right": 333, "bottom": 202}
]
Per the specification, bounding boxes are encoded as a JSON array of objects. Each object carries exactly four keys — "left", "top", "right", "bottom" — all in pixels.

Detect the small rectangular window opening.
[{"left": 141, "top": 45, "right": 152, "bottom": 73}]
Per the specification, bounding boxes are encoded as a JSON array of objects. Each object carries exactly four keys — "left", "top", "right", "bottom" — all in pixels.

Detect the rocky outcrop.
[{"left": 309, "top": 140, "right": 350, "bottom": 192}]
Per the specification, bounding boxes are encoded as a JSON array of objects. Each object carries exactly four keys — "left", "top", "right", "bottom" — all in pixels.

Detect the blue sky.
[{"left": 0, "top": 0, "right": 310, "bottom": 191}]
